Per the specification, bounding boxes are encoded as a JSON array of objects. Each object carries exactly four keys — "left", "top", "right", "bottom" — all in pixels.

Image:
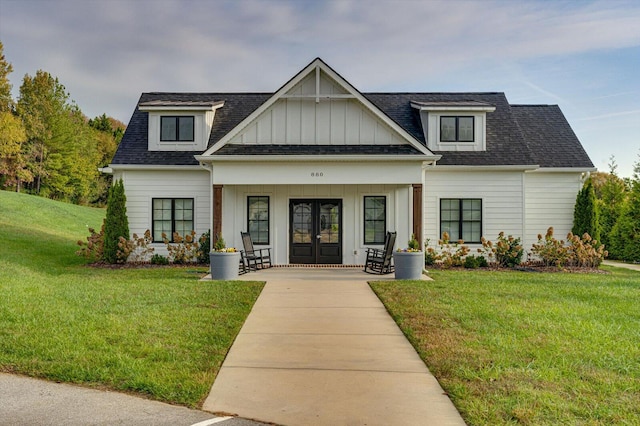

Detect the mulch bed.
[{"left": 426, "top": 263, "right": 609, "bottom": 274}]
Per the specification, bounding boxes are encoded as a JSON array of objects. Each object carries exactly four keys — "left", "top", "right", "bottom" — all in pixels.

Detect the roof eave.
[
  {"left": 195, "top": 154, "right": 441, "bottom": 163},
  {"left": 526, "top": 167, "right": 597, "bottom": 173},
  {"left": 107, "top": 164, "right": 203, "bottom": 171}
]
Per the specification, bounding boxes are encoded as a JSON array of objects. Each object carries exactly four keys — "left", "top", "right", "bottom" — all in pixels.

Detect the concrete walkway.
[
  {"left": 603, "top": 260, "right": 640, "bottom": 272},
  {"left": 203, "top": 268, "right": 465, "bottom": 426}
]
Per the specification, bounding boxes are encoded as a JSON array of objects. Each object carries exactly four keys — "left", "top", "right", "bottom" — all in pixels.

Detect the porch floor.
[{"left": 202, "top": 267, "right": 465, "bottom": 426}]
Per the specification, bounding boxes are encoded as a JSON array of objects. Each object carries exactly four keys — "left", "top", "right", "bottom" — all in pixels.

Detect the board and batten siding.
[
  {"left": 229, "top": 98, "right": 404, "bottom": 146},
  {"left": 423, "top": 170, "right": 525, "bottom": 247},
  {"left": 228, "top": 69, "right": 404, "bottom": 147},
  {"left": 113, "top": 169, "right": 210, "bottom": 256},
  {"left": 524, "top": 171, "right": 582, "bottom": 249}
]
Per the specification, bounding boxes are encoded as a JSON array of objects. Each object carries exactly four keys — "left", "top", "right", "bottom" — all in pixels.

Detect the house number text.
[{"left": 310, "top": 172, "right": 324, "bottom": 177}]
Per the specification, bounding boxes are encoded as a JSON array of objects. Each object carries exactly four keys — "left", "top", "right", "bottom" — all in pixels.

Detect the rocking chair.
[
  {"left": 364, "top": 231, "right": 396, "bottom": 274},
  {"left": 240, "top": 232, "right": 272, "bottom": 271}
]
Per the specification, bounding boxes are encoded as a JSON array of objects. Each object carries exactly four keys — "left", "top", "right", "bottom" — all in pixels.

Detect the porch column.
[
  {"left": 412, "top": 184, "right": 422, "bottom": 247},
  {"left": 213, "top": 185, "right": 223, "bottom": 244}
]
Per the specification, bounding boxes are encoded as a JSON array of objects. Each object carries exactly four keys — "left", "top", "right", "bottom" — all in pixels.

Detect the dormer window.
[
  {"left": 440, "top": 116, "right": 474, "bottom": 142},
  {"left": 161, "top": 116, "right": 194, "bottom": 142},
  {"left": 411, "top": 101, "right": 495, "bottom": 152},
  {"left": 139, "top": 100, "right": 224, "bottom": 152}
]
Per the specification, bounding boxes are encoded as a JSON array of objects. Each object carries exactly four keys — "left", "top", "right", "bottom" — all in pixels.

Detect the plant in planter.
[
  {"left": 209, "top": 234, "right": 241, "bottom": 280},
  {"left": 394, "top": 234, "right": 424, "bottom": 279}
]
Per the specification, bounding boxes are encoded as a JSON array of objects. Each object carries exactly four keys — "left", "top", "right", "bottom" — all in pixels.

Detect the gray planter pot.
[
  {"left": 210, "top": 251, "right": 241, "bottom": 280},
  {"left": 394, "top": 251, "right": 424, "bottom": 280}
]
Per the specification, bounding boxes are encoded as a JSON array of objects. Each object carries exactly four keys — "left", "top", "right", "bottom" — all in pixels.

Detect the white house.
[{"left": 107, "top": 58, "right": 594, "bottom": 264}]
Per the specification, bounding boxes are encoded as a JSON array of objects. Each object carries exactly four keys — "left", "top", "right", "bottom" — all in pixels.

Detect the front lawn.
[
  {"left": 370, "top": 268, "right": 640, "bottom": 425},
  {"left": 0, "top": 191, "right": 264, "bottom": 407}
]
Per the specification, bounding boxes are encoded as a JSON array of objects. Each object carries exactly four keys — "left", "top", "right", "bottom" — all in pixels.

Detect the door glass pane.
[
  {"left": 292, "top": 203, "right": 312, "bottom": 243},
  {"left": 320, "top": 202, "right": 339, "bottom": 243}
]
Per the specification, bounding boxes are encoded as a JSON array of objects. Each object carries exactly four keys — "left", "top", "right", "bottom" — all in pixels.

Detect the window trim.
[
  {"left": 363, "top": 195, "right": 387, "bottom": 245},
  {"left": 247, "top": 196, "right": 270, "bottom": 245},
  {"left": 160, "top": 116, "right": 195, "bottom": 142},
  {"left": 152, "top": 198, "right": 194, "bottom": 243},
  {"left": 439, "top": 198, "right": 482, "bottom": 243},
  {"left": 440, "top": 116, "right": 475, "bottom": 142}
]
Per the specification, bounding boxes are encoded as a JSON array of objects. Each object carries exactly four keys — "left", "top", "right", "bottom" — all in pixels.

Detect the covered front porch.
[{"left": 201, "top": 159, "right": 425, "bottom": 266}]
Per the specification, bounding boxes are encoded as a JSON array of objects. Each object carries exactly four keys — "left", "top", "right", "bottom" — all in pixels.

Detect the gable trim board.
[{"left": 109, "top": 58, "right": 595, "bottom": 264}]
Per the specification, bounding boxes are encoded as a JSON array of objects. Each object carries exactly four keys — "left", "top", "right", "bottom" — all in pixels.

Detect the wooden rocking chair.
[
  {"left": 364, "top": 231, "right": 396, "bottom": 274},
  {"left": 240, "top": 232, "right": 272, "bottom": 271}
]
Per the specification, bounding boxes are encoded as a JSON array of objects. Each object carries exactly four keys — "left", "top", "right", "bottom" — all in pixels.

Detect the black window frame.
[
  {"left": 439, "top": 198, "right": 482, "bottom": 243},
  {"left": 247, "top": 196, "right": 270, "bottom": 245},
  {"left": 160, "top": 116, "right": 195, "bottom": 142},
  {"left": 364, "top": 196, "right": 387, "bottom": 245},
  {"left": 152, "top": 198, "right": 194, "bottom": 242},
  {"left": 440, "top": 116, "right": 475, "bottom": 142}
]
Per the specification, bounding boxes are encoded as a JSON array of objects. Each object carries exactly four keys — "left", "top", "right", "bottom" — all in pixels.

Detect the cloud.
[{"left": 576, "top": 109, "right": 640, "bottom": 121}]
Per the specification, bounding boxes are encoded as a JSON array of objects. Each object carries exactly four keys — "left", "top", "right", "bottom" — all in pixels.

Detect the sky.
[{"left": 1, "top": 0, "right": 639, "bottom": 177}]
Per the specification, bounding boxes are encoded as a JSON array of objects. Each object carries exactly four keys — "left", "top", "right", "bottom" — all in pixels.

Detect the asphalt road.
[{"left": 0, "top": 373, "right": 272, "bottom": 426}]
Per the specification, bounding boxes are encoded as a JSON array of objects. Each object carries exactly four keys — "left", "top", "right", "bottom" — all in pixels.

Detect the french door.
[{"left": 289, "top": 199, "right": 342, "bottom": 264}]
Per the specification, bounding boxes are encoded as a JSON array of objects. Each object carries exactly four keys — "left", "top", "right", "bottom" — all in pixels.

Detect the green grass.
[
  {"left": 370, "top": 269, "right": 640, "bottom": 425},
  {"left": 0, "top": 190, "right": 264, "bottom": 407}
]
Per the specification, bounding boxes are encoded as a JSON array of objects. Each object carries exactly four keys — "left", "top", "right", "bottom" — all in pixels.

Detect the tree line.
[
  {"left": 573, "top": 156, "right": 640, "bottom": 263},
  {"left": 0, "top": 41, "right": 124, "bottom": 206}
]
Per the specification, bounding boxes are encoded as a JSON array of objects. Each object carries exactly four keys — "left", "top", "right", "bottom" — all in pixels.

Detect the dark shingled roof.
[
  {"left": 112, "top": 91, "right": 593, "bottom": 169},
  {"left": 366, "top": 92, "right": 537, "bottom": 166},
  {"left": 511, "top": 105, "right": 594, "bottom": 168},
  {"left": 112, "top": 93, "right": 271, "bottom": 166}
]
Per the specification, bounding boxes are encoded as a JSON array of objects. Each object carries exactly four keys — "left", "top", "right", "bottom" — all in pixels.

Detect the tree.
[
  {"left": 0, "top": 42, "right": 32, "bottom": 191},
  {"left": 0, "top": 41, "right": 13, "bottom": 112},
  {"left": 88, "top": 113, "right": 125, "bottom": 205},
  {"left": 0, "top": 111, "right": 32, "bottom": 191},
  {"left": 103, "top": 179, "right": 129, "bottom": 263},
  {"left": 16, "top": 70, "right": 105, "bottom": 204},
  {"left": 572, "top": 177, "right": 600, "bottom": 242},
  {"left": 609, "top": 153, "right": 640, "bottom": 262},
  {"left": 591, "top": 157, "right": 627, "bottom": 250}
]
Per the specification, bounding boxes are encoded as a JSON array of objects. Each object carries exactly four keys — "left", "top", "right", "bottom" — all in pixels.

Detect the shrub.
[
  {"left": 531, "top": 227, "right": 607, "bottom": 268},
  {"left": 116, "top": 230, "right": 154, "bottom": 263},
  {"left": 572, "top": 178, "right": 601, "bottom": 242},
  {"left": 76, "top": 220, "right": 105, "bottom": 261},
  {"left": 427, "top": 232, "right": 470, "bottom": 269},
  {"left": 495, "top": 232, "right": 523, "bottom": 267},
  {"left": 103, "top": 179, "right": 129, "bottom": 264},
  {"left": 567, "top": 232, "right": 607, "bottom": 268},
  {"left": 478, "top": 233, "right": 523, "bottom": 268},
  {"left": 197, "top": 230, "right": 210, "bottom": 264},
  {"left": 163, "top": 230, "right": 200, "bottom": 264},
  {"left": 150, "top": 253, "right": 169, "bottom": 265},
  {"left": 424, "top": 244, "right": 437, "bottom": 266},
  {"left": 408, "top": 234, "right": 420, "bottom": 251},
  {"left": 213, "top": 233, "right": 226, "bottom": 251},
  {"left": 464, "top": 255, "right": 487, "bottom": 269},
  {"left": 530, "top": 227, "right": 570, "bottom": 267}
]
